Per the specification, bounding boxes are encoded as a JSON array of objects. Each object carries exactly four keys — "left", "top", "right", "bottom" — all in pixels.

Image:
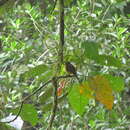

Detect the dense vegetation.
[{"left": 0, "top": 0, "right": 130, "bottom": 129}]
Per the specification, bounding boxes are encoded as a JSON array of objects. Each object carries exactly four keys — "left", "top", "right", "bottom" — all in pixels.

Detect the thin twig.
[
  {"left": 3, "top": 101, "right": 24, "bottom": 123},
  {"left": 57, "top": 74, "right": 75, "bottom": 80},
  {"left": 0, "top": 75, "right": 74, "bottom": 123},
  {"left": 0, "top": 80, "right": 52, "bottom": 123},
  {"left": 22, "top": 80, "right": 52, "bottom": 101}
]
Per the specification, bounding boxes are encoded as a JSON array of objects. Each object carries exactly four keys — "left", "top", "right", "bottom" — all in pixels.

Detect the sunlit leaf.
[
  {"left": 118, "top": 27, "right": 127, "bottom": 35},
  {"left": 79, "top": 82, "right": 94, "bottom": 99},
  {"left": 68, "top": 84, "right": 89, "bottom": 115}
]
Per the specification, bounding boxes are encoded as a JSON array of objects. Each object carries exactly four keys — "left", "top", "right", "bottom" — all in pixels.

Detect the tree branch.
[
  {"left": 47, "top": 77, "right": 58, "bottom": 130},
  {"left": 59, "top": 0, "right": 64, "bottom": 63},
  {"left": 0, "top": 75, "right": 74, "bottom": 123},
  {"left": 0, "top": 79, "right": 52, "bottom": 123}
]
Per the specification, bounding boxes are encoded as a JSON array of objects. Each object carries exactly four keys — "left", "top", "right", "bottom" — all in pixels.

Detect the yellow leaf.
[
  {"left": 89, "top": 75, "right": 114, "bottom": 110},
  {"left": 79, "top": 82, "right": 94, "bottom": 99}
]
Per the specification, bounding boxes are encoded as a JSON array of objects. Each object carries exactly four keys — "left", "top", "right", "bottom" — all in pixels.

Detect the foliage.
[{"left": 0, "top": 0, "right": 130, "bottom": 129}]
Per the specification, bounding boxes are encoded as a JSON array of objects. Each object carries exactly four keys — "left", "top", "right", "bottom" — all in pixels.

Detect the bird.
[{"left": 65, "top": 61, "right": 80, "bottom": 82}]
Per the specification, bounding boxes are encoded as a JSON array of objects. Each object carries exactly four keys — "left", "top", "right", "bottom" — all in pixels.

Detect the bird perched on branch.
[{"left": 65, "top": 61, "right": 80, "bottom": 82}]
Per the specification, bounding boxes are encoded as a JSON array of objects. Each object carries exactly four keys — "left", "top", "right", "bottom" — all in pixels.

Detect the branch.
[
  {"left": 47, "top": 77, "right": 58, "bottom": 130},
  {"left": 2, "top": 101, "right": 24, "bottom": 123},
  {"left": 0, "top": 74, "right": 74, "bottom": 123},
  {"left": 0, "top": 79, "right": 52, "bottom": 123},
  {"left": 59, "top": 0, "right": 64, "bottom": 63},
  {"left": 22, "top": 80, "right": 52, "bottom": 101},
  {"left": 57, "top": 74, "right": 75, "bottom": 80}
]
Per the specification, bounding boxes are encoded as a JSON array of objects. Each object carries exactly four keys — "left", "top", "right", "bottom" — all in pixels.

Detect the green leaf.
[
  {"left": 109, "top": 110, "right": 119, "bottom": 120},
  {"left": 118, "top": 27, "right": 127, "bottom": 35},
  {"left": 11, "top": 104, "right": 38, "bottom": 126},
  {"left": 68, "top": 84, "right": 89, "bottom": 116},
  {"left": 104, "top": 55, "right": 122, "bottom": 67},
  {"left": 89, "top": 120, "right": 96, "bottom": 128},
  {"left": 21, "top": 64, "right": 49, "bottom": 79},
  {"left": 42, "top": 102, "right": 52, "bottom": 112},
  {"left": 104, "top": 32, "right": 118, "bottom": 38},
  {"left": 21, "top": 104, "right": 38, "bottom": 126},
  {"left": 23, "top": 2, "right": 32, "bottom": 10},
  {"left": 94, "top": 54, "right": 106, "bottom": 65},
  {"left": 104, "top": 75, "right": 124, "bottom": 92},
  {"left": 82, "top": 41, "right": 122, "bottom": 67},
  {"left": 96, "top": 55, "right": 122, "bottom": 67},
  {"left": 82, "top": 40, "right": 99, "bottom": 60}
]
